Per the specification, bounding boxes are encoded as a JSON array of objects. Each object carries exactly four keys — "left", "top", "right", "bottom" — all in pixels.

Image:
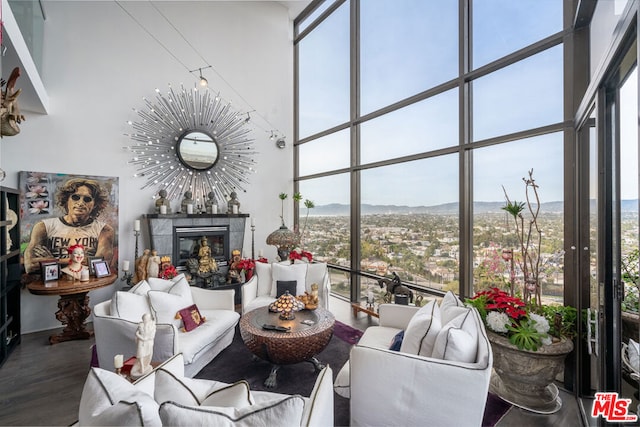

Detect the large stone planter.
[{"left": 488, "top": 330, "right": 574, "bottom": 414}]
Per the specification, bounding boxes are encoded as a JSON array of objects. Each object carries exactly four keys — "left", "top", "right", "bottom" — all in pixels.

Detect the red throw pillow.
[{"left": 175, "top": 304, "right": 206, "bottom": 332}]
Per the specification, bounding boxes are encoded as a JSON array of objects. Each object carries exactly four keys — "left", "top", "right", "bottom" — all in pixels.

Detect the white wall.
[{"left": 0, "top": 1, "right": 295, "bottom": 333}]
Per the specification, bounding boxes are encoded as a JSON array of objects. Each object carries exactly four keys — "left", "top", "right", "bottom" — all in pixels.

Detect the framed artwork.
[
  {"left": 87, "top": 256, "right": 103, "bottom": 276},
  {"left": 41, "top": 261, "right": 59, "bottom": 282},
  {"left": 18, "top": 171, "right": 119, "bottom": 276},
  {"left": 94, "top": 260, "right": 110, "bottom": 278}
]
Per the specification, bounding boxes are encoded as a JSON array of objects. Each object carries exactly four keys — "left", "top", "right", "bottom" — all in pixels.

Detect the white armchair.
[
  {"left": 93, "top": 275, "right": 240, "bottom": 377},
  {"left": 336, "top": 293, "right": 493, "bottom": 427},
  {"left": 241, "top": 261, "right": 331, "bottom": 314}
]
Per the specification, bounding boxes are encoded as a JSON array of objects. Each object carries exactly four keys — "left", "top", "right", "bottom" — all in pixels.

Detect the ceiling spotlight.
[{"left": 198, "top": 69, "right": 208, "bottom": 87}]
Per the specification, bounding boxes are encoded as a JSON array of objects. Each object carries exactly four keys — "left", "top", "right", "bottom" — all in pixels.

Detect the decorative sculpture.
[
  {"left": 227, "top": 191, "right": 240, "bottom": 214},
  {"left": 147, "top": 249, "right": 161, "bottom": 279},
  {"left": 0, "top": 67, "right": 26, "bottom": 137},
  {"left": 130, "top": 313, "right": 156, "bottom": 378},
  {"left": 155, "top": 189, "right": 171, "bottom": 214}
]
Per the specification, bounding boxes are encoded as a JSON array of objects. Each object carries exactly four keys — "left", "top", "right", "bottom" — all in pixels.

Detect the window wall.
[{"left": 295, "top": 0, "right": 567, "bottom": 301}]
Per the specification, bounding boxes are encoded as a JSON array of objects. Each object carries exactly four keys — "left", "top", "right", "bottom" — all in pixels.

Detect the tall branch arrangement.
[{"left": 502, "top": 169, "right": 543, "bottom": 306}]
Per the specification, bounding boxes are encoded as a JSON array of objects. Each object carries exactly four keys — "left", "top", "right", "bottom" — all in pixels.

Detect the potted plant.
[{"left": 466, "top": 169, "right": 576, "bottom": 414}]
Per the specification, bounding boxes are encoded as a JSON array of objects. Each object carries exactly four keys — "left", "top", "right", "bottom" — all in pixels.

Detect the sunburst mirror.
[{"left": 125, "top": 84, "right": 256, "bottom": 206}]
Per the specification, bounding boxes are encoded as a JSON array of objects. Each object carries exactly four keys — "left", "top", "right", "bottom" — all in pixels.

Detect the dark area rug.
[
  {"left": 196, "top": 322, "right": 352, "bottom": 426},
  {"left": 195, "top": 321, "right": 511, "bottom": 427}
]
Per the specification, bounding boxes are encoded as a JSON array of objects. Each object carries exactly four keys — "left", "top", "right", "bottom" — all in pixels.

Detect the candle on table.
[
  {"left": 134, "top": 220, "right": 140, "bottom": 231},
  {"left": 251, "top": 217, "right": 255, "bottom": 227},
  {"left": 114, "top": 354, "right": 123, "bottom": 369},
  {"left": 212, "top": 204, "right": 218, "bottom": 214},
  {"left": 160, "top": 205, "right": 167, "bottom": 214},
  {"left": 187, "top": 204, "right": 194, "bottom": 214},
  {"left": 80, "top": 269, "right": 90, "bottom": 282},
  {"left": 258, "top": 249, "right": 263, "bottom": 258},
  {"left": 123, "top": 260, "right": 130, "bottom": 272},
  {"left": 232, "top": 205, "right": 238, "bottom": 214}
]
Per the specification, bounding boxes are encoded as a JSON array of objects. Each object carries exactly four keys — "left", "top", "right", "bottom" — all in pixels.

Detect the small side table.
[
  {"left": 27, "top": 274, "right": 117, "bottom": 344},
  {"left": 351, "top": 301, "right": 379, "bottom": 318}
]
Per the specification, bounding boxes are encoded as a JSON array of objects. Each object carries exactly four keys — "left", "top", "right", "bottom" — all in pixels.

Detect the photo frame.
[
  {"left": 93, "top": 260, "right": 110, "bottom": 278},
  {"left": 88, "top": 256, "right": 103, "bottom": 276},
  {"left": 41, "top": 261, "right": 59, "bottom": 282}
]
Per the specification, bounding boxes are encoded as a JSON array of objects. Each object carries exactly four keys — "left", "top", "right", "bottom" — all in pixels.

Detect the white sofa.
[
  {"left": 241, "top": 261, "right": 331, "bottom": 314},
  {"left": 93, "top": 274, "right": 240, "bottom": 377},
  {"left": 335, "top": 292, "right": 493, "bottom": 427},
  {"left": 77, "top": 353, "right": 334, "bottom": 427}
]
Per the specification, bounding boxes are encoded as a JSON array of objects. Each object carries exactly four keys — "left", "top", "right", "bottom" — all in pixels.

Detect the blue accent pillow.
[{"left": 389, "top": 330, "right": 405, "bottom": 351}]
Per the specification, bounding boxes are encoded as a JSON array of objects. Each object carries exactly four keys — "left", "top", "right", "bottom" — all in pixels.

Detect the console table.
[{"left": 27, "top": 274, "right": 117, "bottom": 344}]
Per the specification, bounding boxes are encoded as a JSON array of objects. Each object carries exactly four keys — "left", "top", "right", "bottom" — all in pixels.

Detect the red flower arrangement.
[
  {"left": 289, "top": 248, "right": 313, "bottom": 263},
  {"left": 236, "top": 258, "right": 256, "bottom": 272},
  {"left": 471, "top": 287, "right": 527, "bottom": 320},
  {"left": 256, "top": 257, "right": 268, "bottom": 264},
  {"left": 160, "top": 264, "right": 178, "bottom": 280}
]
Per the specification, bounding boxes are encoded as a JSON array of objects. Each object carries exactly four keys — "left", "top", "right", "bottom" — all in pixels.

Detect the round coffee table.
[{"left": 240, "top": 306, "right": 335, "bottom": 388}]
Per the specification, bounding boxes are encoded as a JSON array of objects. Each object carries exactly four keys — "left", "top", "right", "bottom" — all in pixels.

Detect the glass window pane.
[
  {"left": 299, "top": 129, "right": 350, "bottom": 176},
  {"left": 472, "top": 134, "right": 564, "bottom": 303},
  {"left": 361, "top": 89, "right": 459, "bottom": 164},
  {"left": 360, "top": 0, "right": 458, "bottom": 115},
  {"left": 473, "top": 0, "right": 562, "bottom": 69},
  {"left": 361, "top": 156, "right": 459, "bottom": 293},
  {"left": 473, "top": 46, "right": 563, "bottom": 141},
  {"left": 297, "top": 0, "right": 337, "bottom": 34},
  {"left": 298, "top": 2, "right": 350, "bottom": 139},
  {"left": 298, "top": 174, "right": 351, "bottom": 276}
]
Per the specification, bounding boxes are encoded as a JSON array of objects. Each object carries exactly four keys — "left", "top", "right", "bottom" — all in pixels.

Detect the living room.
[{"left": 0, "top": 0, "right": 638, "bottom": 426}]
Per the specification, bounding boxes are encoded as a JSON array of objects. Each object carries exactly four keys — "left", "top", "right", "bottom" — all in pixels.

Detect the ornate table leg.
[
  {"left": 50, "top": 292, "right": 93, "bottom": 344},
  {"left": 264, "top": 364, "right": 280, "bottom": 388},
  {"left": 307, "top": 356, "right": 325, "bottom": 372}
]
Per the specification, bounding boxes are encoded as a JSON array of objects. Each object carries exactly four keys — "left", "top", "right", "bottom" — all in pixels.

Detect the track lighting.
[{"left": 189, "top": 65, "right": 212, "bottom": 87}]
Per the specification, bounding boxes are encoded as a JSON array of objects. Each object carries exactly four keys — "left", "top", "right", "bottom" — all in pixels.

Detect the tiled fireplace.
[{"left": 144, "top": 213, "right": 249, "bottom": 276}]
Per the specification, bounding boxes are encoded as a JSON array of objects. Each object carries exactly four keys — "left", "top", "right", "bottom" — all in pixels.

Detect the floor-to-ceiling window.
[{"left": 295, "top": 0, "right": 567, "bottom": 303}]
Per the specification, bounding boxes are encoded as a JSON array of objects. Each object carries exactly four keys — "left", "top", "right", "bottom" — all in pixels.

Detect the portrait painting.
[{"left": 19, "top": 171, "right": 119, "bottom": 275}]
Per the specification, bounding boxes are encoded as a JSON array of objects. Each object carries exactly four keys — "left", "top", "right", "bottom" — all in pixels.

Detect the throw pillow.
[
  {"left": 270, "top": 262, "right": 308, "bottom": 297},
  {"left": 159, "top": 395, "right": 305, "bottom": 427},
  {"left": 176, "top": 304, "right": 206, "bottom": 332},
  {"left": 147, "top": 277, "right": 175, "bottom": 292},
  {"left": 79, "top": 368, "right": 161, "bottom": 426},
  {"left": 110, "top": 291, "right": 150, "bottom": 323},
  {"left": 389, "top": 330, "right": 405, "bottom": 351},
  {"left": 432, "top": 308, "right": 479, "bottom": 363},
  {"left": 276, "top": 280, "right": 298, "bottom": 298},
  {"left": 440, "top": 290, "right": 464, "bottom": 314},
  {"left": 301, "top": 365, "right": 333, "bottom": 426},
  {"left": 255, "top": 261, "right": 273, "bottom": 297},
  {"left": 400, "top": 300, "right": 442, "bottom": 356},
  {"left": 129, "top": 280, "right": 151, "bottom": 296},
  {"left": 154, "top": 368, "right": 253, "bottom": 407},
  {"left": 148, "top": 291, "right": 192, "bottom": 328}
]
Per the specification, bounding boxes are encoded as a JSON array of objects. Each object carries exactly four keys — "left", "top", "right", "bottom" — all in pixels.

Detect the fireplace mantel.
[{"left": 144, "top": 213, "right": 249, "bottom": 271}]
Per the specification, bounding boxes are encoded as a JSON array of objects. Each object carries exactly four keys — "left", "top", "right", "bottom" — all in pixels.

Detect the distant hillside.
[{"left": 310, "top": 200, "right": 638, "bottom": 216}]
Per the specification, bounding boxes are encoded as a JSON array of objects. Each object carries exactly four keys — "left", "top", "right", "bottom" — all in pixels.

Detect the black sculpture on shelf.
[{"left": 377, "top": 272, "right": 414, "bottom": 304}]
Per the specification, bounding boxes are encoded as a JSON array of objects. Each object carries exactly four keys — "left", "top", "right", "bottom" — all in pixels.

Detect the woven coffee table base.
[{"left": 240, "top": 307, "right": 335, "bottom": 388}]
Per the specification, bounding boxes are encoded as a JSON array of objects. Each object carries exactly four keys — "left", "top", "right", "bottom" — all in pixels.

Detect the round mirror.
[{"left": 176, "top": 131, "right": 219, "bottom": 171}]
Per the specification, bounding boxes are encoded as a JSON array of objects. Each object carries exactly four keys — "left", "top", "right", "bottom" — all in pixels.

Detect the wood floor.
[{"left": 0, "top": 296, "right": 590, "bottom": 426}]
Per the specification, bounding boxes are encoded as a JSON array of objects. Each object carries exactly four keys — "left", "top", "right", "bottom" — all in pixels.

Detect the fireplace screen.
[{"left": 174, "top": 226, "right": 229, "bottom": 270}]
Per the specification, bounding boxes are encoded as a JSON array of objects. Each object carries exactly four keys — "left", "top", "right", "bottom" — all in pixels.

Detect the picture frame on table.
[
  {"left": 41, "top": 261, "right": 59, "bottom": 282},
  {"left": 87, "top": 256, "right": 103, "bottom": 276},
  {"left": 94, "top": 260, "right": 111, "bottom": 278}
]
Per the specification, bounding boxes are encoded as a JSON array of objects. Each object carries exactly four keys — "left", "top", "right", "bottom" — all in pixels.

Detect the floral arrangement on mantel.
[
  {"left": 466, "top": 169, "right": 576, "bottom": 351},
  {"left": 160, "top": 264, "right": 178, "bottom": 280}
]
